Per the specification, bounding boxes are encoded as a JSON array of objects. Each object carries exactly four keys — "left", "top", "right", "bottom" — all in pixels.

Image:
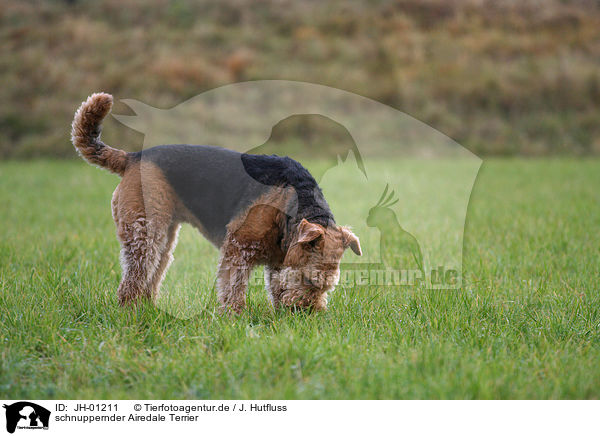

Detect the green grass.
[{"left": 1, "top": 158, "right": 599, "bottom": 399}]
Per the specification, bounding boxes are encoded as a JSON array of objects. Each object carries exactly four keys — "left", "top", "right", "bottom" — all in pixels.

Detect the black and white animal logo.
[{"left": 3, "top": 402, "right": 50, "bottom": 434}]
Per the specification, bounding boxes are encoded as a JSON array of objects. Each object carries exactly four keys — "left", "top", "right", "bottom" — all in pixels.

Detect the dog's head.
[{"left": 272, "top": 219, "right": 361, "bottom": 311}]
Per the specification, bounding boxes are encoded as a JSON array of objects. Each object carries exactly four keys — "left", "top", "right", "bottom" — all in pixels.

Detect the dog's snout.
[{"left": 304, "top": 276, "right": 318, "bottom": 287}]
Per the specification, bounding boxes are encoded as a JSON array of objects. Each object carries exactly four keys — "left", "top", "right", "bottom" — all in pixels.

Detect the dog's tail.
[{"left": 71, "top": 92, "right": 129, "bottom": 176}]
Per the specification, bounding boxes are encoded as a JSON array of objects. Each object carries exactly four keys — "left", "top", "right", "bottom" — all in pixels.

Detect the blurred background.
[{"left": 1, "top": 0, "right": 599, "bottom": 159}]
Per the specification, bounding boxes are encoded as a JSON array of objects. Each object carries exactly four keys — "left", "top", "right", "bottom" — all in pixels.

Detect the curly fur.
[
  {"left": 71, "top": 93, "right": 129, "bottom": 175},
  {"left": 72, "top": 92, "right": 362, "bottom": 313}
]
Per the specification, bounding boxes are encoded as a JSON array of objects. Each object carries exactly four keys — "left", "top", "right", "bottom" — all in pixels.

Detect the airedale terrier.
[{"left": 71, "top": 93, "right": 361, "bottom": 313}]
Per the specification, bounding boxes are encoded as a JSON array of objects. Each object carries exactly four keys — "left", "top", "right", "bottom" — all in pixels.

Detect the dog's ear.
[
  {"left": 297, "top": 219, "right": 324, "bottom": 243},
  {"left": 341, "top": 227, "right": 362, "bottom": 256}
]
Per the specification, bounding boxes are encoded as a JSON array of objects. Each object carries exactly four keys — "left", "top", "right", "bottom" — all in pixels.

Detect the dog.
[{"left": 71, "top": 92, "right": 361, "bottom": 313}]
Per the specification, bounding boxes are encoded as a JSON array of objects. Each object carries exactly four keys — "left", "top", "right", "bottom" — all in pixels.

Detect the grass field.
[{"left": 1, "top": 158, "right": 599, "bottom": 399}]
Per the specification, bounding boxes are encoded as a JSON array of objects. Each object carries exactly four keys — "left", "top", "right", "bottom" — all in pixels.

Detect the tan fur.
[
  {"left": 111, "top": 161, "right": 181, "bottom": 304},
  {"left": 73, "top": 92, "right": 362, "bottom": 313},
  {"left": 71, "top": 93, "right": 129, "bottom": 175},
  {"left": 216, "top": 188, "right": 360, "bottom": 313},
  {"left": 272, "top": 223, "right": 349, "bottom": 312},
  {"left": 216, "top": 188, "right": 290, "bottom": 313}
]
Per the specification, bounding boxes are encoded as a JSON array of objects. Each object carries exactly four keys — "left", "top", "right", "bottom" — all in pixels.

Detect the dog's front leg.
[
  {"left": 264, "top": 266, "right": 283, "bottom": 309},
  {"left": 216, "top": 261, "right": 251, "bottom": 314},
  {"left": 216, "top": 241, "right": 255, "bottom": 314}
]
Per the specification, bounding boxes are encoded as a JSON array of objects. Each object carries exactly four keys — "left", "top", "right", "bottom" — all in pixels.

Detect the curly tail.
[{"left": 71, "top": 92, "right": 129, "bottom": 176}]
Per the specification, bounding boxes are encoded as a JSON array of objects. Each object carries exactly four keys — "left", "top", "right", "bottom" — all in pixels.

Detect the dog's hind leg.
[
  {"left": 115, "top": 214, "right": 169, "bottom": 305},
  {"left": 147, "top": 222, "right": 180, "bottom": 301},
  {"left": 112, "top": 162, "right": 177, "bottom": 305}
]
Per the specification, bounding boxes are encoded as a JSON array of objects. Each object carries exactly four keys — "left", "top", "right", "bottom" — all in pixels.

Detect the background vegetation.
[{"left": 1, "top": 0, "right": 600, "bottom": 158}]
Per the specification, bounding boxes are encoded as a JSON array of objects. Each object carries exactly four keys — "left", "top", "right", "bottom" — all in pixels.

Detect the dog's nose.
[{"left": 304, "top": 276, "right": 318, "bottom": 287}]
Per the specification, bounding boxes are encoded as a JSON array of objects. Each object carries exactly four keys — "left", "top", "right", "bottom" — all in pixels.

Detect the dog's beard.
[{"left": 272, "top": 266, "right": 340, "bottom": 311}]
